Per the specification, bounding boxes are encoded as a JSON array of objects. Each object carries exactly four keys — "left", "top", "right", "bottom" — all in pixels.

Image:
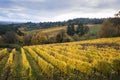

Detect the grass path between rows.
[{"left": 25, "top": 50, "right": 48, "bottom": 80}]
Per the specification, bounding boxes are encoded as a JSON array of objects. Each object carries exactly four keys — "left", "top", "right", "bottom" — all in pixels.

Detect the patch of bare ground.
[{"left": 80, "top": 43, "right": 120, "bottom": 50}]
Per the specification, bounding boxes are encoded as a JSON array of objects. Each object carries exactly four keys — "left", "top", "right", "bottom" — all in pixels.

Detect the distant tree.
[
  {"left": 67, "top": 24, "right": 75, "bottom": 36},
  {"left": 0, "top": 25, "right": 24, "bottom": 36},
  {"left": 2, "top": 31, "right": 19, "bottom": 44},
  {"left": 0, "top": 36, "right": 3, "bottom": 43},
  {"left": 31, "top": 32, "right": 48, "bottom": 45},
  {"left": 99, "top": 18, "right": 120, "bottom": 38},
  {"left": 76, "top": 23, "right": 89, "bottom": 36},
  {"left": 100, "top": 11, "right": 120, "bottom": 38},
  {"left": 56, "top": 30, "right": 73, "bottom": 43},
  {"left": 76, "top": 23, "right": 83, "bottom": 34},
  {"left": 114, "top": 11, "right": 120, "bottom": 18},
  {"left": 71, "top": 24, "right": 75, "bottom": 35},
  {"left": 100, "top": 20, "right": 114, "bottom": 37},
  {"left": 23, "top": 33, "right": 32, "bottom": 45},
  {"left": 67, "top": 25, "right": 71, "bottom": 35},
  {"left": 109, "top": 18, "right": 120, "bottom": 36}
]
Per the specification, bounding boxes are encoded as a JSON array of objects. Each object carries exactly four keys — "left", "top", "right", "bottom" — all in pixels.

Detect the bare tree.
[{"left": 114, "top": 11, "right": 120, "bottom": 17}]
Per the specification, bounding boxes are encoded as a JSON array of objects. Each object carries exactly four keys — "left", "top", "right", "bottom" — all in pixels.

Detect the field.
[
  {"left": 0, "top": 37, "right": 120, "bottom": 80},
  {"left": 23, "top": 26, "right": 66, "bottom": 35},
  {"left": 23, "top": 24, "right": 100, "bottom": 38}
]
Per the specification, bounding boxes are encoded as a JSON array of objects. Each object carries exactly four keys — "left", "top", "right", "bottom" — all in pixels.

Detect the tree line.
[
  {"left": 0, "top": 18, "right": 104, "bottom": 30},
  {"left": 0, "top": 22, "right": 89, "bottom": 45}
]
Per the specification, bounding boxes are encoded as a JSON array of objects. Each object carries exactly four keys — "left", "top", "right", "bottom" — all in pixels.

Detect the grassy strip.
[{"left": 25, "top": 50, "right": 48, "bottom": 80}]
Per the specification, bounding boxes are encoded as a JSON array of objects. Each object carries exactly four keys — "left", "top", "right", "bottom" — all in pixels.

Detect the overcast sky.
[{"left": 0, "top": 0, "right": 119, "bottom": 22}]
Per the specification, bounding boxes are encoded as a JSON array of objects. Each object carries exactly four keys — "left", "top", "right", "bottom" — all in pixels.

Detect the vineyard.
[{"left": 0, "top": 37, "right": 120, "bottom": 80}]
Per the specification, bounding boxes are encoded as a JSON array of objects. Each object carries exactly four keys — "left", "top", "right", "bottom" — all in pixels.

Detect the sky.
[{"left": 0, "top": 0, "right": 119, "bottom": 22}]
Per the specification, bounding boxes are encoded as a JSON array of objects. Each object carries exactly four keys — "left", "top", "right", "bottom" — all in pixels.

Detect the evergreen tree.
[
  {"left": 76, "top": 23, "right": 84, "bottom": 36},
  {"left": 67, "top": 24, "right": 75, "bottom": 36},
  {"left": 67, "top": 25, "right": 71, "bottom": 36},
  {"left": 76, "top": 23, "right": 89, "bottom": 36}
]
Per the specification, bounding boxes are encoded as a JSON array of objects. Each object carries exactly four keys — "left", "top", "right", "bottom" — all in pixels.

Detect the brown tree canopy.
[{"left": 99, "top": 18, "right": 120, "bottom": 38}]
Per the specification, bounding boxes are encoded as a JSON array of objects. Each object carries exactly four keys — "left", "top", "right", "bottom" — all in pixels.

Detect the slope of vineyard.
[{"left": 0, "top": 37, "right": 120, "bottom": 80}]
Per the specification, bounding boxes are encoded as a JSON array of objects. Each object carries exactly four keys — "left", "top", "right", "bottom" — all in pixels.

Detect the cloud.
[
  {"left": 10, "top": 0, "right": 46, "bottom": 2},
  {"left": 0, "top": 0, "right": 119, "bottom": 22}
]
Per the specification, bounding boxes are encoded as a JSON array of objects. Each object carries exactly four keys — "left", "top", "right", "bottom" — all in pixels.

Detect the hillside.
[
  {"left": 0, "top": 37, "right": 120, "bottom": 80},
  {"left": 23, "top": 24, "right": 101, "bottom": 38},
  {"left": 0, "top": 22, "right": 102, "bottom": 46},
  {"left": 24, "top": 26, "right": 67, "bottom": 35}
]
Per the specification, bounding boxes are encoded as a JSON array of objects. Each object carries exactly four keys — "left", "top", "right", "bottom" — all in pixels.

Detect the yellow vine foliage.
[
  {"left": 21, "top": 48, "right": 32, "bottom": 77},
  {"left": 0, "top": 48, "right": 8, "bottom": 58},
  {"left": 23, "top": 37, "right": 120, "bottom": 77},
  {"left": 34, "top": 47, "right": 68, "bottom": 74},
  {"left": 25, "top": 47, "right": 54, "bottom": 77},
  {"left": 6, "top": 49, "right": 16, "bottom": 67}
]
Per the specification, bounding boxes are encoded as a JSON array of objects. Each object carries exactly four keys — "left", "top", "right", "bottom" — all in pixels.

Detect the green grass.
[
  {"left": 2, "top": 51, "right": 24, "bottom": 80},
  {"left": 25, "top": 50, "right": 48, "bottom": 80},
  {"left": 41, "top": 27, "right": 66, "bottom": 33},
  {"left": 12, "top": 51, "right": 23, "bottom": 80},
  {"left": 88, "top": 24, "right": 101, "bottom": 39},
  {"left": 89, "top": 24, "right": 100, "bottom": 34},
  {"left": 23, "top": 29, "right": 40, "bottom": 34}
]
